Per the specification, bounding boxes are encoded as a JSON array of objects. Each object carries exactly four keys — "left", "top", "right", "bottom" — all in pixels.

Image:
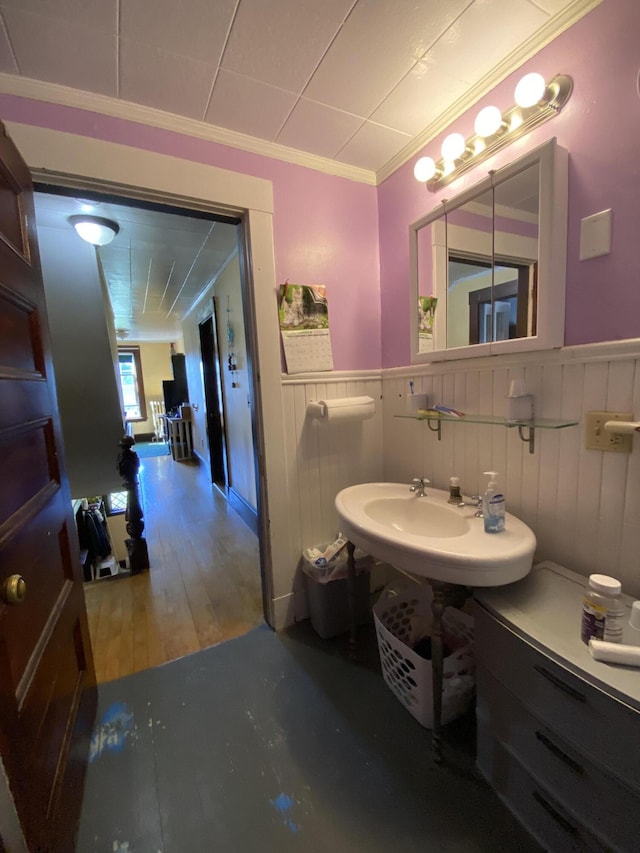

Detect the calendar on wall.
[{"left": 278, "top": 283, "right": 334, "bottom": 373}]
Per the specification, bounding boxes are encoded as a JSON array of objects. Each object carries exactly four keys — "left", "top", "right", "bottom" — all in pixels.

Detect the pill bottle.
[{"left": 581, "top": 574, "right": 625, "bottom": 644}]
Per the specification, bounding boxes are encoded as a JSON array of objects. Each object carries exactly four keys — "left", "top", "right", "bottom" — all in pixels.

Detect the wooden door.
[
  {"left": 199, "top": 308, "right": 229, "bottom": 492},
  {"left": 0, "top": 122, "right": 97, "bottom": 851}
]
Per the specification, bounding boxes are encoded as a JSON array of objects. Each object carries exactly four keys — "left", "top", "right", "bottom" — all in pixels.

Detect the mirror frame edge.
[{"left": 409, "top": 137, "right": 568, "bottom": 365}]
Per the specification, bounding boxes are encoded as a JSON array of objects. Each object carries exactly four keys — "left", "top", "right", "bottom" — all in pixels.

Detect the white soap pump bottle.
[{"left": 482, "top": 471, "right": 505, "bottom": 533}]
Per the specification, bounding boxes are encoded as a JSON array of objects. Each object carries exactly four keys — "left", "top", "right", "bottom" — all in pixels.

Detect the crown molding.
[
  {"left": 0, "top": 0, "right": 602, "bottom": 188},
  {"left": 376, "top": 0, "right": 603, "bottom": 185},
  {"left": 0, "top": 74, "right": 377, "bottom": 186}
]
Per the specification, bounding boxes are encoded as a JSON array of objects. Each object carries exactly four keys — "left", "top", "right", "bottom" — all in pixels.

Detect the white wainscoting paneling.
[
  {"left": 281, "top": 373, "right": 384, "bottom": 618},
  {"left": 281, "top": 346, "right": 640, "bottom": 625},
  {"left": 383, "top": 345, "right": 640, "bottom": 599}
]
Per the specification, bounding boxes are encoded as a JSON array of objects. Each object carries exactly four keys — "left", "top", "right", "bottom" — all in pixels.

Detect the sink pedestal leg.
[
  {"left": 430, "top": 581, "right": 446, "bottom": 764},
  {"left": 346, "top": 541, "right": 357, "bottom": 657}
]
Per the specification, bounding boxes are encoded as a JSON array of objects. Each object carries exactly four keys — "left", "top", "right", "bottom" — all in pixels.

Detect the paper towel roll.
[
  {"left": 307, "top": 396, "right": 375, "bottom": 422},
  {"left": 589, "top": 639, "right": 640, "bottom": 667}
]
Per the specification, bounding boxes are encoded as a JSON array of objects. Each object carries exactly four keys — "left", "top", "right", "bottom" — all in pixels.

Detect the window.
[
  {"left": 104, "top": 491, "right": 128, "bottom": 515},
  {"left": 117, "top": 346, "right": 147, "bottom": 421}
]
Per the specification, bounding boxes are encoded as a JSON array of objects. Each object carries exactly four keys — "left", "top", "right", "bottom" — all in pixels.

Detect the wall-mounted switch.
[
  {"left": 579, "top": 209, "right": 612, "bottom": 260},
  {"left": 585, "top": 411, "right": 633, "bottom": 453}
]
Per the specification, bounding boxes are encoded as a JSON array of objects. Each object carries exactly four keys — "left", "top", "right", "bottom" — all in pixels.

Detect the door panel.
[{"left": 0, "top": 121, "right": 96, "bottom": 851}]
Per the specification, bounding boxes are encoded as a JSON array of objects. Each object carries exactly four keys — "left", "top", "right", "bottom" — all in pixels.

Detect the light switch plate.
[
  {"left": 585, "top": 411, "right": 632, "bottom": 452},
  {"left": 579, "top": 209, "right": 612, "bottom": 260}
]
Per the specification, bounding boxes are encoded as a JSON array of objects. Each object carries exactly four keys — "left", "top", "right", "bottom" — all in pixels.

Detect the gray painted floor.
[{"left": 76, "top": 622, "right": 541, "bottom": 852}]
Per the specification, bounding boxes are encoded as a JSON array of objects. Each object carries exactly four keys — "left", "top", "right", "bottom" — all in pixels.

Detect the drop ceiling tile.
[
  {"left": 120, "top": 0, "right": 236, "bottom": 64},
  {"left": 222, "top": 0, "right": 353, "bottom": 93},
  {"left": 1, "top": 0, "right": 116, "bottom": 34},
  {"left": 372, "top": 60, "right": 469, "bottom": 136},
  {"left": 424, "top": 0, "right": 548, "bottom": 86},
  {"left": 277, "top": 97, "right": 364, "bottom": 158},
  {"left": 304, "top": 0, "right": 470, "bottom": 117},
  {"left": 4, "top": 8, "right": 116, "bottom": 95},
  {"left": 205, "top": 69, "right": 298, "bottom": 141},
  {"left": 336, "top": 120, "right": 412, "bottom": 172},
  {"left": 120, "top": 37, "right": 215, "bottom": 119}
]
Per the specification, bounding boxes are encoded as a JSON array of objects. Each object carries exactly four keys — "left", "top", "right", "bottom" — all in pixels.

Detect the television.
[{"left": 162, "top": 380, "right": 182, "bottom": 415}]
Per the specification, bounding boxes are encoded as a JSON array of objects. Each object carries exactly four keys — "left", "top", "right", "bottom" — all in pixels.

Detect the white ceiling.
[
  {"left": 0, "top": 0, "right": 596, "bottom": 179},
  {"left": 18, "top": 1, "right": 597, "bottom": 342},
  {"left": 34, "top": 191, "right": 239, "bottom": 342}
]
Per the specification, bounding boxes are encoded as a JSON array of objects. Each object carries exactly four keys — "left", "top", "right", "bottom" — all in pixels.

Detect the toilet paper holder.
[{"left": 306, "top": 396, "right": 375, "bottom": 422}]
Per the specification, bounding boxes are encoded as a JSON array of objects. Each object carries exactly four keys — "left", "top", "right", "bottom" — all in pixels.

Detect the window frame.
[{"left": 117, "top": 345, "right": 147, "bottom": 422}]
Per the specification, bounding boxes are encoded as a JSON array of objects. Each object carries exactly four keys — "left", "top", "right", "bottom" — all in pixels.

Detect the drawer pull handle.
[
  {"left": 535, "top": 730, "right": 585, "bottom": 776},
  {"left": 532, "top": 790, "right": 578, "bottom": 836},
  {"left": 533, "top": 664, "right": 586, "bottom": 702}
]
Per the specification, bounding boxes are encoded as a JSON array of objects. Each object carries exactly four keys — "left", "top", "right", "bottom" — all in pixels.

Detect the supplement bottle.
[{"left": 581, "top": 574, "right": 625, "bottom": 644}]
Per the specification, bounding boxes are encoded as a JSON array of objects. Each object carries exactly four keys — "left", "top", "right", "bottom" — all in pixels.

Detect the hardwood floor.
[{"left": 83, "top": 455, "right": 264, "bottom": 684}]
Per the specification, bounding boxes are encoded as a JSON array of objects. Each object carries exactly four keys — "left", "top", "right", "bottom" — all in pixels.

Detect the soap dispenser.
[{"left": 482, "top": 471, "right": 505, "bottom": 533}]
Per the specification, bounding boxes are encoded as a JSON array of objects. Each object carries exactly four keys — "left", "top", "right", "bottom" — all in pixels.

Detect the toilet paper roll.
[{"left": 307, "top": 396, "right": 375, "bottom": 422}]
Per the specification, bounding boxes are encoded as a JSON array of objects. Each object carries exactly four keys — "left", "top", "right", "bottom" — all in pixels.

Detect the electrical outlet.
[{"left": 585, "top": 411, "right": 633, "bottom": 453}]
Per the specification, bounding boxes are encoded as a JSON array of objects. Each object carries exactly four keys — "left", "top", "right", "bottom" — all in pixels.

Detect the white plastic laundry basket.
[{"left": 373, "top": 584, "right": 475, "bottom": 729}]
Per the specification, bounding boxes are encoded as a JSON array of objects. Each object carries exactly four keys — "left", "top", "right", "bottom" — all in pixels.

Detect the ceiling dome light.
[
  {"left": 441, "top": 132, "right": 466, "bottom": 162},
  {"left": 69, "top": 215, "right": 120, "bottom": 246},
  {"left": 413, "top": 156, "right": 437, "bottom": 183},
  {"left": 514, "top": 73, "right": 546, "bottom": 108},
  {"left": 474, "top": 105, "right": 503, "bottom": 138}
]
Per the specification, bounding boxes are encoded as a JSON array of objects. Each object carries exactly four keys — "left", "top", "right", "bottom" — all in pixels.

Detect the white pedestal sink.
[
  {"left": 335, "top": 482, "right": 536, "bottom": 762},
  {"left": 335, "top": 482, "right": 536, "bottom": 587}
]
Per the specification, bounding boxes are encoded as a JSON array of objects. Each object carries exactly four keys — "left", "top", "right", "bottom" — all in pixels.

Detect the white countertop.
[{"left": 474, "top": 560, "right": 640, "bottom": 712}]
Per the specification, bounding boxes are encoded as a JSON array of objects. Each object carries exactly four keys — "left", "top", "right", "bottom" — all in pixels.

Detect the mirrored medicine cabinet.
[{"left": 410, "top": 138, "right": 568, "bottom": 363}]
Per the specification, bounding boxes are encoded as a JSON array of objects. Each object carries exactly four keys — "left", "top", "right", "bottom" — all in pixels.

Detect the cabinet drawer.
[
  {"left": 477, "top": 730, "right": 612, "bottom": 853},
  {"left": 477, "top": 664, "right": 640, "bottom": 852},
  {"left": 475, "top": 604, "right": 640, "bottom": 791}
]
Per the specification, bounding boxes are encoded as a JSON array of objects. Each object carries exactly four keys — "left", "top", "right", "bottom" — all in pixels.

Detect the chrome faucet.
[
  {"left": 410, "top": 477, "right": 430, "bottom": 497},
  {"left": 469, "top": 495, "right": 484, "bottom": 517}
]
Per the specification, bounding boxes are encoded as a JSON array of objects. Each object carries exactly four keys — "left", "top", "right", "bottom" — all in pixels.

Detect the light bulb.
[
  {"left": 441, "top": 132, "right": 466, "bottom": 161},
  {"left": 474, "top": 105, "right": 503, "bottom": 137},
  {"left": 69, "top": 215, "right": 119, "bottom": 246},
  {"left": 413, "top": 156, "right": 437, "bottom": 182},
  {"left": 514, "top": 73, "right": 546, "bottom": 108}
]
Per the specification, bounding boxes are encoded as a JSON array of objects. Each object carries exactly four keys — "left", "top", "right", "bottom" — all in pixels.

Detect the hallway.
[{"left": 83, "top": 454, "right": 264, "bottom": 683}]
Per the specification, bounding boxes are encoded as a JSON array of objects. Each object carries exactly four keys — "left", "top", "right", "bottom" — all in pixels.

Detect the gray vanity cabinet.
[{"left": 474, "top": 561, "right": 640, "bottom": 853}]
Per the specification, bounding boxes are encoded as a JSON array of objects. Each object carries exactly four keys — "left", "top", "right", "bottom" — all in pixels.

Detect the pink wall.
[
  {"left": 378, "top": 0, "right": 640, "bottom": 367},
  {"left": 3, "top": 0, "right": 638, "bottom": 374},
  {"left": 0, "top": 96, "right": 381, "bottom": 371}
]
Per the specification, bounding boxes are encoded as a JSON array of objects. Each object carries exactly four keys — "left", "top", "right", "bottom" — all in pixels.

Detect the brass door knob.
[{"left": 3, "top": 575, "right": 26, "bottom": 605}]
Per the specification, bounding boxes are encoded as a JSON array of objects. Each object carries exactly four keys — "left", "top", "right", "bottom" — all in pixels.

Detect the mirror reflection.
[{"left": 410, "top": 139, "right": 565, "bottom": 363}]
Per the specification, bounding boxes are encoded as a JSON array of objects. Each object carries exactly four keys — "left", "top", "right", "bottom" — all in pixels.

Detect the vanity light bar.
[{"left": 414, "top": 73, "right": 573, "bottom": 192}]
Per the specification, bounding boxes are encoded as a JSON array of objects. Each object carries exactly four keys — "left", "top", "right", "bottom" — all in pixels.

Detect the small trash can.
[{"left": 301, "top": 544, "right": 373, "bottom": 639}]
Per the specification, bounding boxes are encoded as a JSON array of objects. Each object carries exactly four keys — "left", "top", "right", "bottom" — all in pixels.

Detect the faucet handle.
[
  {"left": 470, "top": 495, "right": 484, "bottom": 517},
  {"left": 410, "top": 477, "right": 430, "bottom": 496}
]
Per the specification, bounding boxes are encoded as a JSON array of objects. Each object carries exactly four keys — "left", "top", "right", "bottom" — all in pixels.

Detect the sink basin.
[{"left": 335, "top": 482, "right": 536, "bottom": 586}]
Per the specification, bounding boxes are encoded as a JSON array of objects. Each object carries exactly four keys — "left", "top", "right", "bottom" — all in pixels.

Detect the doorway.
[
  {"left": 32, "top": 182, "right": 270, "bottom": 675},
  {"left": 199, "top": 307, "right": 229, "bottom": 493},
  {"left": 14, "top": 120, "right": 283, "bottom": 631}
]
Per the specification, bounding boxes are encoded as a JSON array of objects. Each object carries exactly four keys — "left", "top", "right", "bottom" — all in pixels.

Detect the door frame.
[{"left": 7, "top": 122, "right": 293, "bottom": 635}]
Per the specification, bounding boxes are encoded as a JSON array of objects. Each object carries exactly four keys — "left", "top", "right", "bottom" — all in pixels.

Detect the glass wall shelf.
[{"left": 394, "top": 413, "right": 579, "bottom": 454}]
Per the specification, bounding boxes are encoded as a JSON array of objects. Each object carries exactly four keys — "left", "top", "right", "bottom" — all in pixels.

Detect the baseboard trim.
[{"left": 228, "top": 488, "right": 258, "bottom": 535}]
